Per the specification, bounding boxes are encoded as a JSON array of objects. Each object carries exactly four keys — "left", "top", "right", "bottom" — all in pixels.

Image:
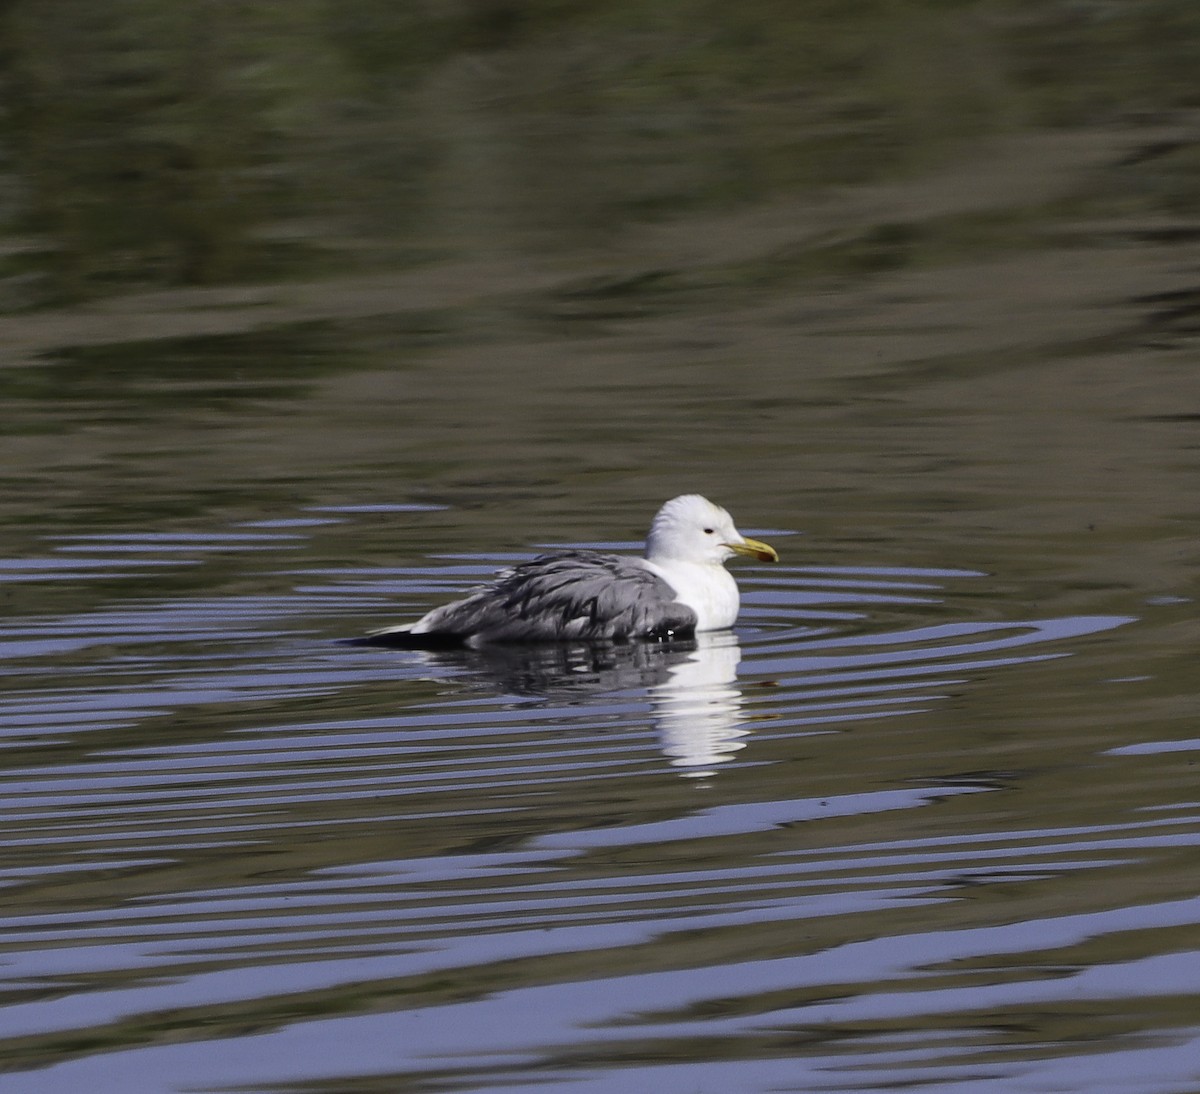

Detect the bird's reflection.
[
  {"left": 649, "top": 632, "right": 748, "bottom": 772},
  {"left": 413, "top": 632, "right": 747, "bottom": 774}
]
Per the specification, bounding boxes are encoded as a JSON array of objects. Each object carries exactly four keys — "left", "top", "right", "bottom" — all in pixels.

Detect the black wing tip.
[{"left": 342, "top": 630, "right": 469, "bottom": 650}]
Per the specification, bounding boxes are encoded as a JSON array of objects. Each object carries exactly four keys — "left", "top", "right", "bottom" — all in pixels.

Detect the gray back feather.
[{"left": 417, "top": 551, "right": 696, "bottom": 643}]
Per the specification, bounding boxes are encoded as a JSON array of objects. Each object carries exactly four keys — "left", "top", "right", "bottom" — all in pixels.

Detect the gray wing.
[{"left": 397, "top": 551, "right": 697, "bottom": 645}]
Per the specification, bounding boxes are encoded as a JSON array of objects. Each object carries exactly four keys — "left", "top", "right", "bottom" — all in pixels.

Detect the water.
[
  {"left": 0, "top": 516, "right": 1189, "bottom": 1093},
  {"left": 3, "top": 4, "right": 1200, "bottom": 1092}
]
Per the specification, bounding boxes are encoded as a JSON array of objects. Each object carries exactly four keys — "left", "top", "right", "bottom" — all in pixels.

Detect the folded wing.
[{"left": 366, "top": 551, "right": 697, "bottom": 646}]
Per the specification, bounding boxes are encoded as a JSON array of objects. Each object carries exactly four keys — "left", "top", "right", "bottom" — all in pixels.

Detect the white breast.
[{"left": 641, "top": 559, "right": 740, "bottom": 631}]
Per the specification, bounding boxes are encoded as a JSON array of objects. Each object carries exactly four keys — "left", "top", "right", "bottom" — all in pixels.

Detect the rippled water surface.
[
  {"left": 4, "top": 4, "right": 1200, "bottom": 1092},
  {"left": 2, "top": 503, "right": 1195, "bottom": 1093}
]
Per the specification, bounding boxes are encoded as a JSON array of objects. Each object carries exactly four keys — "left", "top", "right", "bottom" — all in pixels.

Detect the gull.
[{"left": 361, "top": 494, "right": 778, "bottom": 647}]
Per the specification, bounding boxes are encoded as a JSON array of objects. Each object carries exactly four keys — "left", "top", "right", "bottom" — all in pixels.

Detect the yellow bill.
[{"left": 725, "top": 537, "right": 779, "bottom": 563}]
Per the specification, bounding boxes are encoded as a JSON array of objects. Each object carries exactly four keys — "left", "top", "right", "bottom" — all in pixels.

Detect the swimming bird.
[{"left": 360, "top": 494, "right": 778, "bottom": 647}]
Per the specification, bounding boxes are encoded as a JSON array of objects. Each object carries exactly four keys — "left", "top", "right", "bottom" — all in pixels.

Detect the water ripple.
[{"left": 0, "top": 535, "right": 1168, "bottom": 1094}]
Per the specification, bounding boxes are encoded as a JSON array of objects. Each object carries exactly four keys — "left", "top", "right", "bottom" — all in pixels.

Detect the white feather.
[{"left": 639, "top": 494, "right": 755, "bottom": 631}]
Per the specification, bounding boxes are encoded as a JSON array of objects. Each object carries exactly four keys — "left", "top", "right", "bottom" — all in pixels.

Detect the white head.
[{"left": 644, "top": 495, "right": 778, "bottom": 567}]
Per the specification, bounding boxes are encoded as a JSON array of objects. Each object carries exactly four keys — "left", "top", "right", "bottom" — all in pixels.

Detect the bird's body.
[
  {"left": 638, "top": 557, "right": 740, "bottom": 631},
  {"left": 362, "top": 494, "right": 777, "bottom": 647}
]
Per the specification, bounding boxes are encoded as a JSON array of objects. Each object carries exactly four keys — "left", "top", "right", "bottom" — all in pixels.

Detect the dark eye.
[{"left": 703, "top": 527, "right": 714, "bottom": 534}]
